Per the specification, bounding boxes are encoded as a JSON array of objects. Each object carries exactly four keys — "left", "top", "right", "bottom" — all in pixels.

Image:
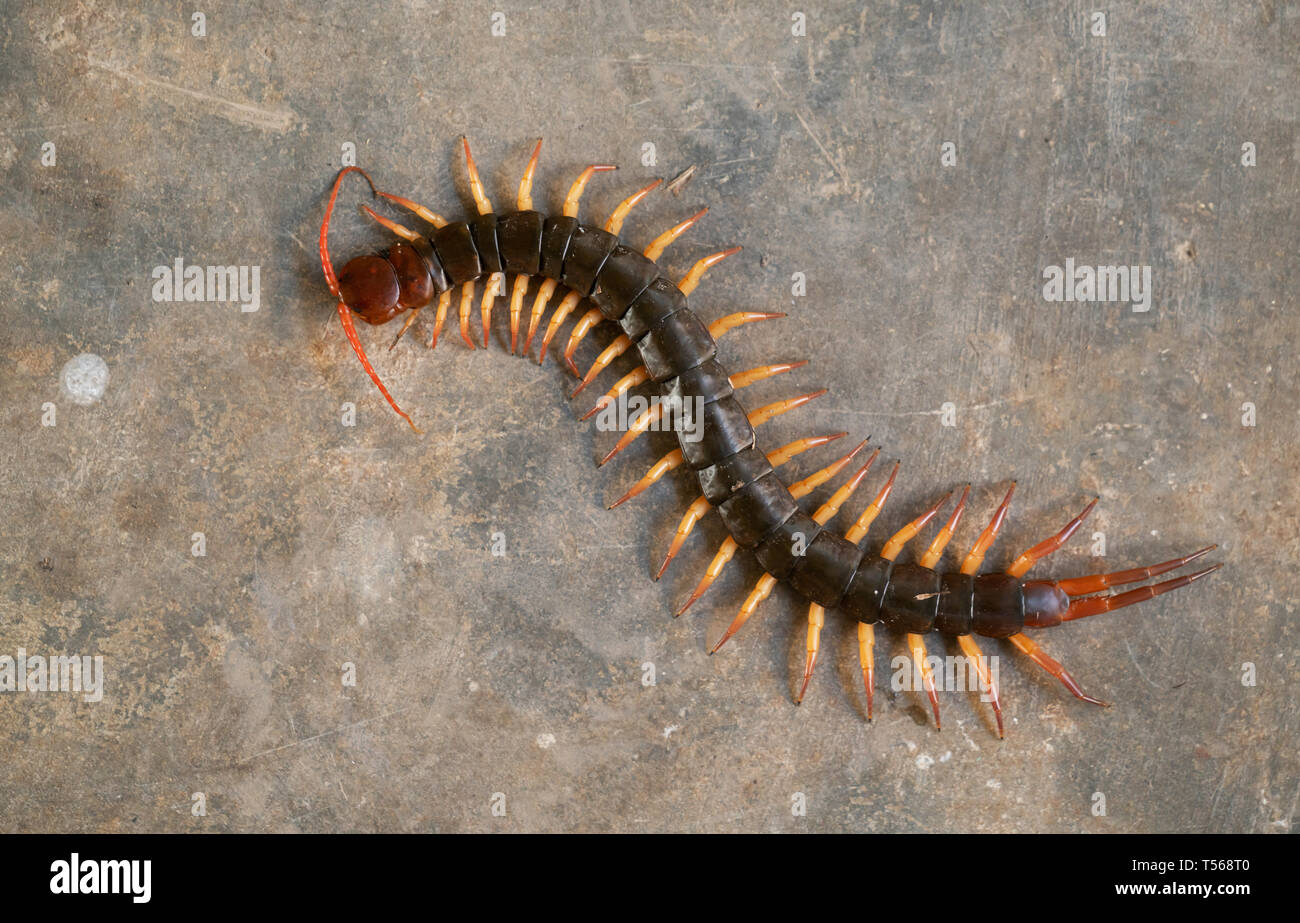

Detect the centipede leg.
[
  {"left": 429, "top": 290, "right": 451, "bottom": 349},
  {"left": 1055, "top": 545, "right": 1217, "bottom": 596},
  {"left": 571, "top": 335, "right": 633, "bottom": 398},
  {"left": 858, "top": 622, "right": 876, "bottom": 721},
  {"left": 1006, "top": 497, "right": 1099, "bottom": 577},
  {"left": 460, "top": 135, "right": 493, "bottom": 214},
  {"left": 507, "top": 275, "right": 530, "bottom": 354},
  {"left": 1063, "top": 563, "right": 1222, "bottom": 620},
  {"left": 457, "top": 282, "right": 477, "bottom": 349},
  {"left": 523, "top": 278, "right": 558, "bottom": 356},
  {"left": 711, "top": 574, "right": 778, "bottom": 653},
  {"left": 796, "top": 603, "right": 824, "bottom": 704},
  {"left": 906, "top": 632, "right": 942, "bottom": 730},
  {"left": 677, "top": 247, "right": 742, "bottom": 296},
  {"left": 959, "top": 483, "right": 1016, "bottom": 575},
  {"left": 1008, "top": 633, "right": 1108, "bottom": 707},
  {"left": 657, "top": 436, "right": 866, "bottom": 581},
  {"left": 919, "top": 483, "right": 970, "bottom": 569},
  {"left": 711, "top": 453, "right": 875, "bottom": 650},
  {"left": 956, "top": 634, "right": 1004, "bottom": 739},
  {"left": 644, "top": 207, "right": 708, "bottom": 262},
  {"left": 880, "top": 491, "right": 953, "bottom": 562},
  {"left": 388, "top": 305, "right": 422, "bottom": 351},
  {"left": 674, "top": 434, "right": 852, "bottom": 614},
  {"left": 479, "top": 272, "right": 504, "bottom": 349},
  {"left": 580, "top": 365, "right": 649, "bottom": 420},
  {"left": 538, "top": 291, "right": 584, "bottom": 365},
  {"left": 563, "top": 308, "right": 605, "bottom": 376}
]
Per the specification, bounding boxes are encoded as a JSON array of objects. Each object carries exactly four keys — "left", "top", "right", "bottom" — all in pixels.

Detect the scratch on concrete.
[{"left": 88, "top": 58, "right": 297, "bottom": 134}]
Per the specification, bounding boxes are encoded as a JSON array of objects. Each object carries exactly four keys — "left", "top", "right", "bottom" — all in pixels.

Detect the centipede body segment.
[{"left": 318, "top": 139, "right": 1221, "bottom": 738}]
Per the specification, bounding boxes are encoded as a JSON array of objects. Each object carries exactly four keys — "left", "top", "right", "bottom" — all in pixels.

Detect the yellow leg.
[{"left": 507, "top": 274, "right": 529, "bottom": 354}]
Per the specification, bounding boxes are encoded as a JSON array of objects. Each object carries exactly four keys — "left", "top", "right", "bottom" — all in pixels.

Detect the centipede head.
[
  {"left": 337, "top": 254, "right": 403, "bottom": 325},
  {"left": 319, "top": 166, "right": 423, "bottom": 432}
]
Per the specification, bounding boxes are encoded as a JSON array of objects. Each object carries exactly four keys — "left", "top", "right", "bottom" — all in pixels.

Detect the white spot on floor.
[
  {"left": 663, "top": 724, "right": 679, "bottom": 739},
  {"left": 916, "top": 754, "right": 935, "bottom": 770},
  {"left": 59, "top": 353, "right": 109, "bottom": 405},
  {"left": 535, "top": 733, "right": 556, "bottom": 749}
]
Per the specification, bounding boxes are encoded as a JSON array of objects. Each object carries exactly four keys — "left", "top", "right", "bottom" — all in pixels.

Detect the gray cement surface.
[{"left": 1, "top": 1, "right": 1295, "bottom": 832}]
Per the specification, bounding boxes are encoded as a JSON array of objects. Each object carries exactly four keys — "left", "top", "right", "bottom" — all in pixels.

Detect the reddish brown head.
[{"left": 337, "top": 241, "right": 435, "bottom": 325}]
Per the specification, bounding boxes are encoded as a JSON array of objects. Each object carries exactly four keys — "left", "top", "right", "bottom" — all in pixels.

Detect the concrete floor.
[{"left": 1, "top": 1, "right": 1295, "bottom": 832}]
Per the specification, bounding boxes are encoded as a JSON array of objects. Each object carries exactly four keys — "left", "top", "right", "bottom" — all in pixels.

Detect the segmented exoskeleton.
[{"left": 319, "top": 139, "right": 1220, "bottom": 738}]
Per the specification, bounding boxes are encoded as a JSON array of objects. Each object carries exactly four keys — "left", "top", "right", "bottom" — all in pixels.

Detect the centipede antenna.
[
  {"left": 480, "top": 272, "right": 504, "bottom": 348},
  {"left": 461, "top": 136, "right": 493, "bottom": 215},
  {"left": 858, "top": 622, "right": 876, "bottom": 720},
  {"left": 1062, "top": 563, "right": 1221, "bottom": 621},
  {"left": 320, "top": 166, "right": 377, "bottom": 297},
  {"left": 644, "top": 207, "right": 708, "bottom": 262},
  {"left": 605, "top": 179, "right": 662, "bottom": 235},
  {"left": 957, "top": 634, "right": 1004, "bottom": 739},
  {"left": 429, "top": 290, "right": 451, "bottom": 349},
  {"left": 563, "top": 164, "right": 618, "bottom": 218},
  {"left": 678, "top": 247, "right": 742, "bottom": 296},
  {"left": 563, "top": 308, "right": 607, "bottom": 375},
  {"left": 580, "top": 364, "right": 649, "bottom": 419},
  {"left": 517, "top": 138, "right": 543, "bottom": 211},
  {"left": 1006, "top": 497, "right": 1099, "bottom": 577},
  {"left": 879, "top": 491, "right": 953, "bottom": 562},
  {"left": 375, "top": 190, "right": 448, "bottom": 229},
  {"left": 919, "top": 483, "right": 971, "bottom": 569},
  {"left": 458, "top": 282, "right": 477, "bottom": 349},
  {"left": 523, "top": 278, "right": 559, "bottom": 355},
  {"left": 335, "top": 301, "right": 419, "bottom": 433},
  {"left": 1008, "top": 633, "right": 1109, "bottom": 707},
  {"left": 538, "top": 291, "right": 584, "bottom": 365},
  {"left": 387, "top": 305, "right": 422, "bottom": 351},
  {"left": 796, "top": 603, "right": 825, "bottom": 703},
  {"left": 906, "top": 632, "right": 942, "bottom": 730},
  {"left": 1055, "top": 545, "right": 1217, "bottom": 597},
  {"left": 960, "top": 483, "right": 1016, "bottom": 575},
  {"left": 320, "top": 167, "right": 418, "bottom": 431},
  {"left": 508, "top": 275, "right": 530, "bottom": 354}
]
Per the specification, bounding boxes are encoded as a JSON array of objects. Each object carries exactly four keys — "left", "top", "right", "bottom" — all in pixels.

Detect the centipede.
[{"left": 318, "top": 138, "right": 1221, "bottom": 738}]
